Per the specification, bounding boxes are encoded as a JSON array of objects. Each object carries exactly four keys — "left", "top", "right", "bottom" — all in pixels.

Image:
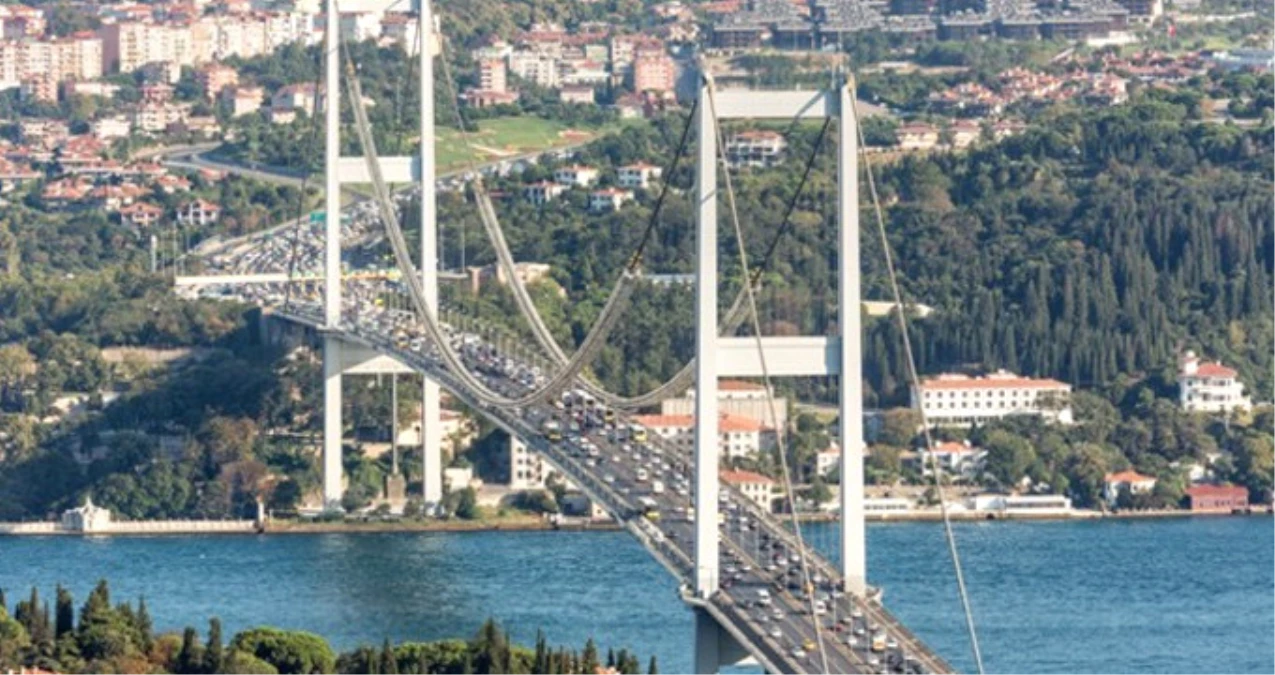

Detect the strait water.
[{"left": 1, "top": 517, "right": 1271, "bottom": 674}]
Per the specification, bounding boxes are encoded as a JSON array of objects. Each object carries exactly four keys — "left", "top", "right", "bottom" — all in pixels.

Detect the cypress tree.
[
  {"left": 533, "top": 630, "right": 548, "bottom": 674},
  {"left": 606, "top": 648, "right": 615, "bottom": 668},
  {"left": 581, "top": 638, "right": 598, "bottom": 674},
  {"left": 380, "top": 638, "right": 398, "bottom": 674},
  {"left": 0, "top": 588, "right": 6, "bottom": 614},
  {"left": 176, "top": 626, "right": 202, "bottom": 674},
  {"left": 54, "top": 585, "right": 74, "bottom": 638},
  {"left": 648, "top": 655, "right": 658, "bottom": 674},
  {"left": 137, "top": 596, "right": 154, "bottom": 653},
  {"left": 80, "top": 580, "right": 110, "bottom": 629},
  {"left": 204, "top": 617, "right": 224, "bottom": 674}
]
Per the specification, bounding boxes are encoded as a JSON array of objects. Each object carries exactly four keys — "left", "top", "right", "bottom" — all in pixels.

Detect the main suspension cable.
[{"left": 338, "top": 16, "right": 634, "bottom": 408}]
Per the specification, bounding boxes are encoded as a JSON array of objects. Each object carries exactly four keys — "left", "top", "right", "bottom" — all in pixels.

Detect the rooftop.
[{"left": 721, "top": 469, "right": 775, "bottom": 485}]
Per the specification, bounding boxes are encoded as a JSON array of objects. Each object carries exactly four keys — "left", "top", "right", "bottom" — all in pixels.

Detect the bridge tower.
[
  {"left": 321, "top": 0, "right": 444, "bottom": 510},
  {"left": 690, "top": 74, "right": 866, "bottom": 671}
]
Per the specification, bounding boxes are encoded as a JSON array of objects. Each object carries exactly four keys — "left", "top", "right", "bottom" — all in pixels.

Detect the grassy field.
[
  {"left": 336, "top": 116, "right": 621, "bottom": 204},
  {"left": 435, "top": 116, "right": 610, "bottom": 174}
]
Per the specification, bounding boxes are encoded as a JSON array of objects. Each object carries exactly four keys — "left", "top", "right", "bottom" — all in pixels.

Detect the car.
[
  {"left": 771, "top": 609, "right": 785, "bottom": 620},
  {"left": 603, "top": 474, "right": 615, "bottom": 483},
  {"left": 791, "top": 648, "right": 807, "bottom": 660},
  {"left": 769, "top": 628, "right": 782, "bottom": 639}
]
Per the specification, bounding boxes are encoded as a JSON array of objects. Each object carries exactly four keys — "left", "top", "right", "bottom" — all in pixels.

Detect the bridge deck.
[{"left": 275, "top": 307, "right": 955, "bottom": 675}]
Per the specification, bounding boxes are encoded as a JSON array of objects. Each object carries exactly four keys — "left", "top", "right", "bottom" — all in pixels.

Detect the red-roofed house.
[
  {"left": 912, "top": 369, "right": 1073, "bottom": 427},
  {"left": 119, "top": 201, "right": 163, "bottom": 227},
  {"left": 660, "top": 379, "right": 787, "bottom": 429},
  {"left": 588, "top": 188, "right": 633, "bottom": 212},
  {"left": 177, "top": 199, "right": 221, "bottom": 226},
  {"left": 1184, "top": 485, "right": 1249, "bottom": 512},
  {"left": 632, "top": 412, "right": 772, "bottom": 459},
  {"left": 1104, "top": 469, "right": 1157, "bottom": 503},
  {"left": 917, "top": 440, "right": 986, "bottom": 479},
  {"left": 553, "top": 164, "right": 600, "bottom": 187},
  {"left": 724, "top": 130, "right": 786, "bottom": 169},
  {"left": 617, "top": 161, "right": 663, "bottom": 189},
  {"left": 721, "top": 469, "right": 777, "bottom": 509},
  {"left": 1178, "top": 351, "right": 1251, "bottom": 413}
]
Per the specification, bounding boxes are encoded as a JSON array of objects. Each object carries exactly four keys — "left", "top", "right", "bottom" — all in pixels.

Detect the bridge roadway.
[{"left": 274, "top": 302, "right": 954, "bottom": 675}]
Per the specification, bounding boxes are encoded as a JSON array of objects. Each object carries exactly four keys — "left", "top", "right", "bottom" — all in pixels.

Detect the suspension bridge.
[{"left": 175, "top": 0, "right": 981, "bottom": 671}]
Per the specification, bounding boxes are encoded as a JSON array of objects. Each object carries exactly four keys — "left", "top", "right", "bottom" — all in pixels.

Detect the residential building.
[
  {"left": 897, "top": 122, "right": 939, "bottom": 150},
  {"left": 588, "top": 188, "right": 633, "bottom": 212},
  {"left": 460, "top": 89, "right": 519, "bottom": 108},
  {"left": 1178, "top": 351, "right": 1251, "bottom": 413},
  {"left": 118, "top": 202, "right": 163, "bottom": 227},
  {"left": 1103, "top": 469, "right": 1157, "bottom": 503},
  {"left": 660, "top": 379, "right": 787, "bottom": 429},
  {"left": 509, "top": 436, "right": 546, "bottom": 490},
  {"left": 380, "top": 12, "right": 419, "bottom": 51},
  {"left": 917, "top": 440, "right": 986, "bottom": 479},
  {"left": 724, "top": 130, "right": 786, "bottom": 169},
  {"left": 0, "top": 159, "right": 40, "bottom": 192},
  {"left": 508, "top": 50, "right": 559, "bottom": 87},
  {"left": 223, "top": 85, "right": 265, "bottom": 117},
  {"left": 478, "top": 58, "right": 507, "bottom": 93},
  {"left": 91, "top": 115, "right": 132, "bottom": 140},
  {"left": 911, "top": 370, "right": 1073, "bottom": 427},
  {"left": 20, "top": 74, "right": 56, "bottom": 103},
  {"left": 617, "top": 161, "right": 662, "bottom": 189},
  {"left": 632, "top": 47, "right": 675, "bottom": 94},
  {"left": 553, "top": 164, "right": 600, "bottom": 187},
  {"left": 560, "top": 84, "right": 595, "bottom": 105},
  {"left": 947, "top": 119, "right": 982, "bottom": 148},
  {"left": 271, "top": 82, "right": 321, "bottom": 115},
  {"left": 523, "top": 181, "right": 567, "bottom": 205},
  {"left": 133, "top": 102, "right": 192, "bottom": 133},
  {"left": 721, "top": 470, "right": 776, "bottom": 510},
  {"left": 338, "top": 11, "right": 382, "bottom": 42},
  {"left": 632, "top": 412, "right": 772, "bottom": 459},
  {"left": 197, "top": 62, "right": 239, "bottom": 100},
  {"left": 816, "top": 446, "right": 841, "bottom": 477},
  {"left": 1184, "top": 485, "right": 1249, "bottom": 512},
  {"left": 177, "top": 198, "right": 221, "bottom": 226}
]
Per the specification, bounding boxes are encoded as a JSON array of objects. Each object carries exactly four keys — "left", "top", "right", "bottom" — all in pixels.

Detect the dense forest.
[{"left": 0, "top": 581, "right": 655, "bottom": 674}]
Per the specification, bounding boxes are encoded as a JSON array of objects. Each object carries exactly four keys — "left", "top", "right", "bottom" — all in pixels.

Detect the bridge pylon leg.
[
  {"left": 693, "top": 609, "right": 755, "bottom": 674},
  {"left": 322, "top": 336, "right": 344, "bottom": 510},
  {"left": 421, "top": 376, "right": 443, "bottom": 506}
]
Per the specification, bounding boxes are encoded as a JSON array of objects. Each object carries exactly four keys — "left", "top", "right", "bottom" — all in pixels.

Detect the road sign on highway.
[{"left": 309, "top": 211, "right": 325, "bottom": 223}]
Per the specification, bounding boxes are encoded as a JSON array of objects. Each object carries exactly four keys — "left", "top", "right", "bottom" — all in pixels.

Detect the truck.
[
  {"left": 871, "top": 633, "right": 887, "bottom": 653},
  {"left": 651, "top": 480, "right": 665, "bottom": 495}
]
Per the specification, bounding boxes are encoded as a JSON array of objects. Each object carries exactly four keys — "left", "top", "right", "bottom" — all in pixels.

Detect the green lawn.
[{"left": 435, "top": 116, "right": 612, "bottom": 174}]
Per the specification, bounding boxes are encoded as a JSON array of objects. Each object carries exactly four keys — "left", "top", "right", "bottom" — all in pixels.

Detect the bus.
[
  {"left": 542, "top": 420, "right": 562, "bottom": 442},
  {"left": 629, "top": 424, "right": 648, "bottom": 444}
]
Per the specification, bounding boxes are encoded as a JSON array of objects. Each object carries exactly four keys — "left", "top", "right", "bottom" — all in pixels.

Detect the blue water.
[{"left": 1, "top": 517, "right": 1270, "bottom": 674}]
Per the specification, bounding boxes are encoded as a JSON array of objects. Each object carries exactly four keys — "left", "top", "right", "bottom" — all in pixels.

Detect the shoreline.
[{"left": 2, "top": 508, "right": 1267, "bottom": 537}]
